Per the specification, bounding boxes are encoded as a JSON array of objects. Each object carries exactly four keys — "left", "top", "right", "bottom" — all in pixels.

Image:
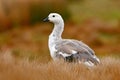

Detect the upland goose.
[{"left": 43, "top": 13, "right": 100, "bottom": 66}]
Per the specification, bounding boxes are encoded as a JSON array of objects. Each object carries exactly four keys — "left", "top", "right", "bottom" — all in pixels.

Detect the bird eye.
[{"left": 52, "top": 15, "right": 55, "bottom": 17}]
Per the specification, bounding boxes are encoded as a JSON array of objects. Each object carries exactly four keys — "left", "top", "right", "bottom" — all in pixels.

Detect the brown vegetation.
[
  {"left": 0, "top": 0, "right": 69, "bottom": 31},
  {"left": 0, "top": 0, "right": 120, "bottom": 79},
  {"left": 0, "top": 52, "right": 119, "bottom": 80},
  {"left": 0, "top": 23, "right": 119, "bottom": 60}
]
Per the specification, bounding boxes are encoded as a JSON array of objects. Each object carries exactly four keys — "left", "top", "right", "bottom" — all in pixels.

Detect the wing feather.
[{"left": 55, "top": 39, "right": 100, "bottom": 65}]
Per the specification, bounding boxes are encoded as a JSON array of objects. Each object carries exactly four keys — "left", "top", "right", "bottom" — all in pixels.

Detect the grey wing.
[
  {"left": 55, "top": 39, "right": 100, "bottom": 65},
  {"left": 72, "top": 40, "right": 95, "bottom": 55}
]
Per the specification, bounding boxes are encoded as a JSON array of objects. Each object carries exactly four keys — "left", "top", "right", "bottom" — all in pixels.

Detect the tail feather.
[{"left": 73, "top": 53, "right": 100, "bottom": 66}]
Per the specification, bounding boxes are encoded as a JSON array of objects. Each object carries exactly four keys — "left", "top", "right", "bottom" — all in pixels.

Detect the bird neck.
[{"left": 50, "top": 21, "right": 64, "bottom": 40}]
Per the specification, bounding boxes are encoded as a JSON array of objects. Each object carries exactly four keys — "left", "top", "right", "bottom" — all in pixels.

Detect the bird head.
[{"left": 43, "top": 13, "right": 63, "bottom": 24}]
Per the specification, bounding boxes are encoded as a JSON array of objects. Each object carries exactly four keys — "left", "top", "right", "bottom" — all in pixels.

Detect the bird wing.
[{"left": 55, "top": 39, "right": 100, "bottom": 65}]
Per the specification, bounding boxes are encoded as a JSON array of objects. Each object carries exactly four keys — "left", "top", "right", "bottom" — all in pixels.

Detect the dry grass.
[
  {"left": 0, "top": 0, "right": 119, "bottom": 79},
  {"left": 0, "top": 51, "right": 119, "bottom": 80}
]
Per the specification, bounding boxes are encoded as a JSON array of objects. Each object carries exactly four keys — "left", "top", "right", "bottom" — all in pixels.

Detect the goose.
[{"left": 43, "top": 13, "right": 100, "bottom": 66}]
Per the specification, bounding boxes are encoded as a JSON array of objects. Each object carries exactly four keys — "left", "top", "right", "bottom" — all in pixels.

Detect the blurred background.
[{"left": 0, "top": 0, "right": 120, "bottom": 62}]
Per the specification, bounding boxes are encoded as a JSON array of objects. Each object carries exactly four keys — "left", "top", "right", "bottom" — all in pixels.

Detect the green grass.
[{"left": 68, "top": 0, "right": 120, "bottom": 23}]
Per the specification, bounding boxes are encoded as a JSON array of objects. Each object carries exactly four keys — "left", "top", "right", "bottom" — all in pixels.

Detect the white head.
[{"left": 43, "top": 13, "right": 64, "bottom": 24}]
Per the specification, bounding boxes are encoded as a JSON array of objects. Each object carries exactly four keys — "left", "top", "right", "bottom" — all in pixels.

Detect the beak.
[{"left": 43, "top": 17, "right": 49, "bottom": 22}]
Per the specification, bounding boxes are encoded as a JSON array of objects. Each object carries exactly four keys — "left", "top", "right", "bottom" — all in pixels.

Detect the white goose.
[{"left": 43, "top": 13, "right": 100, "bottom": 66}]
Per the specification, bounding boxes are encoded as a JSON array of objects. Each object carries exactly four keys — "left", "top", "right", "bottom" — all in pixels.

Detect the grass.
[
  {"left": 68, "top": 0, "right": 120, "bottom": 23},
  {"left": 0, "top": 52, "right": 119, "bottom": 80},
  {"left": 0, "top": 23, "right": 120, "bottom": 59},
  {"left": 0, "top": 0, "right": 120, "bottom": 79}
]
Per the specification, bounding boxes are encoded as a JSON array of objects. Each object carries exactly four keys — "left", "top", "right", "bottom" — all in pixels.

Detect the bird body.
[{"left": 43, "top": 13, "right": 100, "bottom": 66}]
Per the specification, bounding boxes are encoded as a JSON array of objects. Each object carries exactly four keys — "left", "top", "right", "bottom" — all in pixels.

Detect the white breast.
[
  {"left": 48, "top": 35, "right": 58, "bottom": 60},
  {"left": 49, "top": 44, "right": 58, "bottom": 60}
]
